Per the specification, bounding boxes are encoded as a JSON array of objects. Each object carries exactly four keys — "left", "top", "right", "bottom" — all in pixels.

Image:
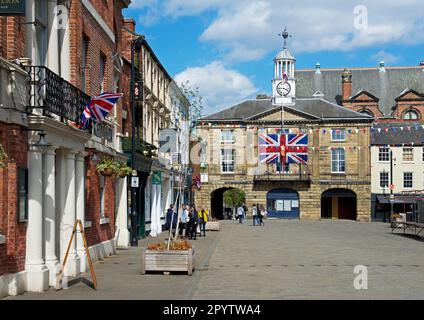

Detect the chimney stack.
[{"left": 342, "top": 69, "right": 352, "bottom": 102}]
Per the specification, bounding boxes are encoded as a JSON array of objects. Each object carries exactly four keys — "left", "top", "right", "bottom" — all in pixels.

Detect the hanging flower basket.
[
  {"left": 116, "top": 161, "right": 132, "bottom": 178},
  {"left": 96, "top": 158, "right": 119, "bottom": 177}
]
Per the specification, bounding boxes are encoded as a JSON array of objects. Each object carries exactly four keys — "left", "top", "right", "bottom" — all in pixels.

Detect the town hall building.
[{"left": 194, "top": 32, "right": 373, "bottom": 221}]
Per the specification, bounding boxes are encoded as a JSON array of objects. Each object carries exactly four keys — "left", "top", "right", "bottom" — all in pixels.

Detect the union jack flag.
[
  {"left": 81, "top": 104, "right": 92, "bottom": 130},
  {"left": 259, "top": 133, "right": 308, "bottom": 164},
  {"left": 88, "top": 93, "right": 123, "bottom": 123}
]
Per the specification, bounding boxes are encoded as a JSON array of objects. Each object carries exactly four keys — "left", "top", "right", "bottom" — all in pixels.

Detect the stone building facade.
[{"left": 195, "top": 42, "right": 373, "bottom": 222}]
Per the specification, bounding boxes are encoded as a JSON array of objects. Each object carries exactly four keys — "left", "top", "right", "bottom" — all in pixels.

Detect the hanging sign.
[
  {"left": 152, "top": 171, "right": 162, "bottom": 185},
  {"left": 131, "top": 177, "right": 139, "bottom": 188},
  {"left": 0, "top": 0, "right": 25, "bottom": 16}
]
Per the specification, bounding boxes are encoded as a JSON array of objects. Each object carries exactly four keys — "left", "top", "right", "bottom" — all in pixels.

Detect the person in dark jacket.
[
  {"left": 166, "top": 204, "right": 177, "bottom": 237},
  {"left": 189, "top": 205, "right": 198, "bottom": 240}
]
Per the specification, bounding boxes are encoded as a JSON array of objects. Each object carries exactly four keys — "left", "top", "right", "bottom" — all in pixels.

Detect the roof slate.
[
  {"left": 296, "top": 67, "right": 424, "bottom": 116},
  {"left": 371, "top": 122, "right": 424, "bottom": 146}
]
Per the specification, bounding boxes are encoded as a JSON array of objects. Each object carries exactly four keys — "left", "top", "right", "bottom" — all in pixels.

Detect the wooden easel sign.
[{"left": 55, "top": 219, "right": 98, "bottom": 290}]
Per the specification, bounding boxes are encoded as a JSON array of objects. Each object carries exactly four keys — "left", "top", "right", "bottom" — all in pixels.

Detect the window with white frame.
[
  {"left": 403, "top": 172, "right": 413, "bottom": 189},
  {"left": 331, "top": 129, "right": 346, "bottom": 141},
  {"left": 100, "top": 53, "right": 107, "bottom": 93},
  {"left": 403, "top": 110, "right": 419, "bottom": 120},
  {"left": 402, "top": 148, "right": 414, "bottom": 162},
  {"left": 378, "top": 147, "right": 390, "bottom": 162},
  {"left": 35, "top": 0, "right": 47, "bottom": 66},
  {"left": 99, "top": 175, "right": 106, "bottom": 218},
  {"left": 81, "top": 36, "right": 89, "bottom": 92},
  {"left": 221, "top": 149, "right": 235, "bottom": 173},
  {"left": 221, "top": 130, "right": 235, "bottom": 144},
  {"left": 380, "top": 172, "right": 389, "bottom": 188},
  {"left": 331, "top": 148, "right": 346, "bottom": 173}
]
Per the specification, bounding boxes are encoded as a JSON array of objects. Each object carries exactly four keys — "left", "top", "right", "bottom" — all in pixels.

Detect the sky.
[{"left": 123, "top": 0, "right": 424, "bottom": 116}]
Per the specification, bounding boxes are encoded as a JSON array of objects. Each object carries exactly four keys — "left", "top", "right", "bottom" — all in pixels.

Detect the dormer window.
[{"left": 403, "top": 109, "right": 420, "bottom": 120}]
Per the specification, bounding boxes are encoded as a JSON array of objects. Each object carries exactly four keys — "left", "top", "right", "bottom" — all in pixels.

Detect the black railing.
[
  {"left": 254, "top": 167, "right": 311, "bottom": 182},
  {"left": 92, "top": 121, "right": 114, "bottom": 143},
  {"left": 122, "top": 137, "right": 158, "bottom": 158},
  {"left": 26, "top": 66, "right": 90, "bottom": 127}
]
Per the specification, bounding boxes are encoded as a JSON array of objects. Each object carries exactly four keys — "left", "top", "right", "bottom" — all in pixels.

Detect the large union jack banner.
[{"left": 259, "top": 133, "right": 308, "bottom": 164}]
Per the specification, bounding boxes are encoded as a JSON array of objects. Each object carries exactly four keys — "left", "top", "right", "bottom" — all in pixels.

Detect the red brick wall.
[
  {"left": 84, "top": 151, "right": 116, "bottom": 247},
  {"left": 0, "top": 16, "right": 26, "bottom": 60},
  {"left": 0, "top": 122, "right": 28, "bottom": 276}
]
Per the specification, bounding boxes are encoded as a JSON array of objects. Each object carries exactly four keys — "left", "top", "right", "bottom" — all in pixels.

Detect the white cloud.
[
  {"left": 174, "top": 61, "right": 257, "bottom": 115},
  {"left": 370, "top": 50, "right": 401, "bottom": 64},
  {"left": 131, "top": 0, "right": 424, "bottom": 62}
]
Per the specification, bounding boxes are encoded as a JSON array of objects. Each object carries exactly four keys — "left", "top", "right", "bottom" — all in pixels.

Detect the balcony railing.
[
  {"left": 122, "top": 137, "right": 158, "bottom": 158},
  {"left": 254, "top": 167, "right": 311, "bottom": 183},
  {"left": 92, "top": 121, "right": 114, "bottom": 144},
  {"left": 26, "top": 66, "right": 90, "bottom": 127}
]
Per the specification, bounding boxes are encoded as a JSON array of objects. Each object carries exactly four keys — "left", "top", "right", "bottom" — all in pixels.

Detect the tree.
[
  {"left": 177, "top": 80, "right": 204, "bottom": 135},
  {"left": 223, "top": 189, "right": 246, "bottom": 218}
]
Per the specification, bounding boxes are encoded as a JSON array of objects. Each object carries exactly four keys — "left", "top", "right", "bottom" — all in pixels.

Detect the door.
[{"left": 266, "top": 189, "right": 300, "bottom": 219}]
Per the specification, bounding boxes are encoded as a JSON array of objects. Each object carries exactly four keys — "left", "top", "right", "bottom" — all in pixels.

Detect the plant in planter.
[
  {"left": 0, "top": 144, "right": 7, "bottom": 168},
  {"left": 117, "top": 161, "right": 132, "bottom": 178},
  {"left": 141, "top": 240, "right": 196, "bottom": 275},
  {"left": 96, "top": 158, "right": 119, "bottom": 177}
]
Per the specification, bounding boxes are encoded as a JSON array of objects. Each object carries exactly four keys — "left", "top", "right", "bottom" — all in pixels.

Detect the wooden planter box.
[
  {"left": 206, "top": 221, "right": 220, "bottom": 231},
  {"left": 140, "top": 247, "right": 196, "bottom": 275}
]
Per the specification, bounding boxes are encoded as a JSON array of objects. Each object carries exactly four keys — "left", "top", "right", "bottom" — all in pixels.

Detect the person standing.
[
  {"left": 252, "top": 204, "right": 258, "bottom": 226},
  {"left": 166, "top": 204, "right": 177, "bottom": 236},
  {"left": 198, "top": 206, "right": 209, "bottom": 237},
  {"left": 237, "top": 205, "right": 245, "bottom": 224},
  {"left": 189, "top": 205, "right": 199, "bottom": 240},
  {"left": 179, "top": 205, "right": 188, "bottom": 238}
]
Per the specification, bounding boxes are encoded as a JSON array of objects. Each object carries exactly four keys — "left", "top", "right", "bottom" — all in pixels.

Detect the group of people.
[
  {"left": 236, "top": 203, "right": 266, "bottom": 226},
  {"left": 165, "top": 204, "right": 210, "bottom": 240}
]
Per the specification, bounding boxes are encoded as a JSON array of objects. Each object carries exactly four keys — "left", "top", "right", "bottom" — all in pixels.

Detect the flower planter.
[
  {"left": 140, "top": 247, "right": 196, "bottom": 275},
  {"left": 118, "top": 172, "right": 128, "bottom": 178},
  {"left": 205, "top": 221, "right": 220, "bottom": 231}
]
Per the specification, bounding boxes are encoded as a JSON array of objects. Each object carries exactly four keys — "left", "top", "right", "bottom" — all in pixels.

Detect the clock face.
[{"left": 276, "top": 81, "right": 291, "bottom": 96}]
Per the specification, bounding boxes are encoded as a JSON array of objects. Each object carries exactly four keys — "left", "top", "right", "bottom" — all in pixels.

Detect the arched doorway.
[
  {"left": 211, "top": 188, "right": 245, "bottom": 220},
  {"left": 266, "top": 189, "right": 300, "bottom": 219},
  {"left": 321, "top": 189, "right": 357, "bottom": 220}
]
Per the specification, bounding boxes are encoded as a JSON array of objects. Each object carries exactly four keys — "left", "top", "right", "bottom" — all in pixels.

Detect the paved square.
[{"left": 5, "top": 220, "right": 424, "bottom": 300}]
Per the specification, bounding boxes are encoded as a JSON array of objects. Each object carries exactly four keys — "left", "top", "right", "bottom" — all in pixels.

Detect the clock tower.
[{"left": 272, "top": 28, "right": 296, "bottom": 105}]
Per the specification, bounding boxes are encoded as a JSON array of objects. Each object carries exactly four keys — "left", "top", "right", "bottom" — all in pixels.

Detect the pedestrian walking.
[
  {"left": 259, "top": 204, "right": 266, "bottom": 226},
  {"left": 237, "top": 205, "right": 245, "bottom": 224},
  {"left": 242, "top": 203, "right": 248, "bottom": 220},
  {"left": 252, "top": 203, "right": 258, "bottom": 226},
  {"left": 198, "top": 206, "right": 209, "bottom": 237}
]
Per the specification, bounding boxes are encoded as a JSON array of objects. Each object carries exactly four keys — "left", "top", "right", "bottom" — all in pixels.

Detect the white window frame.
[
  {"left": 100, "top": 53, "right": 107, "bottom": 93},
  {"left": 378, "top": 147, "right": 390, "bottom": 162},
  {"left": 331, "top": 129, "right": 346, "bottom": 142},
  {"left": 402, "top": 147, "right": 414, "bottom": 162},
  {"left": 221, "top": 149, "right": 235, "bottom": 174},
  {"left": 379, "top": 172, "right": 389, "bottom": 189},
  {"left": 221, "top": 130, "right": 235, "bottom": 144},
  {"left": 403, "top": 110, "right": 419, "bottom": 120},
  {"left": 331, "top": 148, "right": 346, "bottom": 173},
  {"left": 403, "top": 172, "right": 413, "bottom": 189},
  {"left": 34, "top": 0, "right": 48, "bottom": 66}
]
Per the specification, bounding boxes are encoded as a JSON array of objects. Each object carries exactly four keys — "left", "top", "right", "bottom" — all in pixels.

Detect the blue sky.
[{"left": 124, "top": 1, "right": 424, "bottom": 115}]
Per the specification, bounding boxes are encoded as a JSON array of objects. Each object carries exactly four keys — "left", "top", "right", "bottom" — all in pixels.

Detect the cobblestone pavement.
[{"left": 4, "top": 220, "right": 424, "bottom": 300}]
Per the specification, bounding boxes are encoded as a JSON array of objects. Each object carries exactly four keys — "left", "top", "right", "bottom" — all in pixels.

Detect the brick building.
[
  {"left": 0, "top": 0, "right": 132, "bottom": 297},
  {"left": 195, "top": 40, "right": 373, "bottom": 222}
]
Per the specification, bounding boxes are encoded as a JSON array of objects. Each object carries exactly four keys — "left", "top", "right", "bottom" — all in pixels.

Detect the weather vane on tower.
[{"left": 278, "top": 27, "right": 291, "bottom": 49}]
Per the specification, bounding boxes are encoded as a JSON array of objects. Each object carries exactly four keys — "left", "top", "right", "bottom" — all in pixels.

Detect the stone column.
[
  {"left": 75, "top": 153, "right": 87, "bottom": 272},
  {"left": 59, "top": 1, "right": 70, "bottom": 81},
  {"left": 116, "top": 177, "right": 130, "bottom": 248},
  {"left": 26, "top": 146, "right": 49, "bottom": 292},
  {"left": 156, "top": 184, "right": 163, "bottom": 234},
  {"left": 150, "top": 183, "right": 158, "bottom": 237},
  {"left": 47, "top": 0, "right": 59, "bottom": 74},
  {"left": 25, "top": 0, "right": 35, "bottom": 60},
  {"left": 43, "top": 146, "right": 60, "bottom": 286},
  {"left": 63, "top": 151, "right": 80, "bottom": 276}
]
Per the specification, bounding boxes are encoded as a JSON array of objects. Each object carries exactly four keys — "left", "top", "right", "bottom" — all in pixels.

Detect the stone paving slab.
[{"left": 4, "top": 219, "right": 424, "bottom": 300}]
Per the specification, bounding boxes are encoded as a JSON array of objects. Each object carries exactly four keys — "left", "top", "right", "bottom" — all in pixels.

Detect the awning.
[{"left": 376, "top": 195, "right": 417, "bottom": 204}]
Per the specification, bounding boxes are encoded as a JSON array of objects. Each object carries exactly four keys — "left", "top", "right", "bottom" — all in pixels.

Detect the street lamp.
[{"left": 130, "top": 35, "right": 145, "bottom": 247}]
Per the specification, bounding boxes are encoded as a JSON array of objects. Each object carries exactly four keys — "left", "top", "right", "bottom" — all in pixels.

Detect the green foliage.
[
  {"left": 223, "top": 189, "right": 246, "bottom": 209},
  {"left": 121, "top": 137, "right": 158, "bottom": 158},
  {"left": 96, "top": 158, "right": 119, "bottom": 173},
  {"left": 0, "top": 144, "right": 7, "bottom": 168},
  {"left": 116, "top": 161, "right": 132, "bottom": 176}
]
